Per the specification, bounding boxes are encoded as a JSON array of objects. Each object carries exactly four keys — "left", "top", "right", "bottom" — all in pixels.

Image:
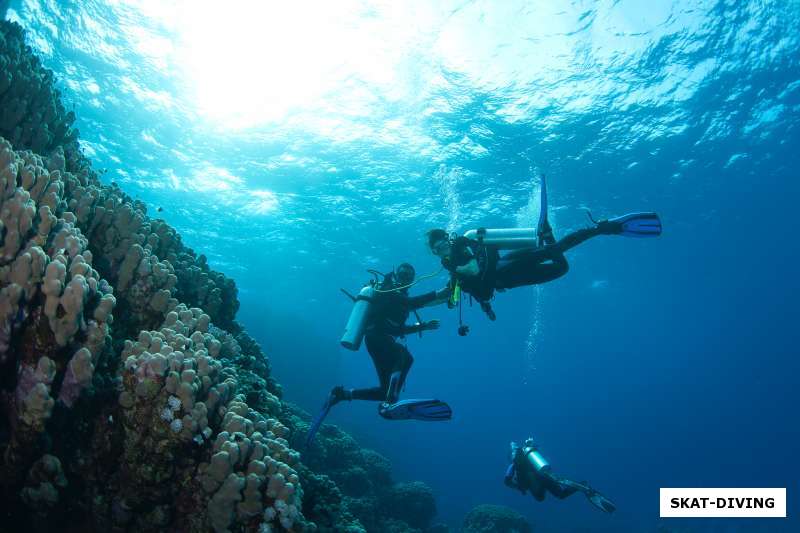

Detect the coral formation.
[
  {"left": 0, "top": 17, "right": 443, "bottom": 533},
  {"left": 283, "top": 403, "right": 441, "bottom": 533},
  {"left": 462, "top": 504, "right": 532, "bottom": 533},
  {"left": 0, "top": 137, "right": 115, "bottom": 485},
  {"left": 0, "top": 22, "right": 77, "bottom": 155},
  {"left": 381, "top": 481, "right": 437, "bottom": 530},
  {"left": 112, "top": 305, "right": 307, "bottom": 532},
  {"left": 20, "top": 453, "right": 68, "bottom": 528}
]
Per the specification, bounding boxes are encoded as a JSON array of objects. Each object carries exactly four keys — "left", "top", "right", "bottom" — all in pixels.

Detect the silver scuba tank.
[
  {"left": 522, "top": 445, "right": 550, "bottom": 473},
  {"left": 340, "top": 285, "right": 375, "bottom": 351},
  {"left": 463, "top": 228, "right": 538, "bottom": 249}
]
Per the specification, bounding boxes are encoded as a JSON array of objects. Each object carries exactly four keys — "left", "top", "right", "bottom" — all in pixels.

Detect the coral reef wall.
[{"left": 0, "top": 19, "right": 441, "bottom": 533}]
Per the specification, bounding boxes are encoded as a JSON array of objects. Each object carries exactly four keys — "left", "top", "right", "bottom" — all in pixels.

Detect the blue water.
[{"left": 7, "top": 0, "right": 799, "bottom": 531}]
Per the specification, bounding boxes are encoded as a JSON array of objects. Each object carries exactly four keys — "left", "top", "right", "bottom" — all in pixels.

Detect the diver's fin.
[
  {"left": 305, "top": 398, "right": 332, "bottom": 448},
  {"left": 604, "top": 212, "right": 662, "bottom": 237},
  {"left": 379, "top": 399, "right": 452, "bottom": 421},
  {"left": 537, "top": 174, "right": 553, "bottom": 247},
  {"left": 586, "top": 490, "right": 617, "bottom": 513},
  {"left": 305, "top": 388, "right": 345, "bottom": 448},
  {"left": 560, "top": 480, "right": 617, "bottom": 513}
]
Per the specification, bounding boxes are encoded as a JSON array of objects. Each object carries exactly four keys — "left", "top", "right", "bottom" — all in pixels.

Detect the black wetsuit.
[
  {"left": 351, "top": 285, "right": 439, "bottom": 403},
  {"left": 442, "top": 226, "right": 605, "bottom": 304}
]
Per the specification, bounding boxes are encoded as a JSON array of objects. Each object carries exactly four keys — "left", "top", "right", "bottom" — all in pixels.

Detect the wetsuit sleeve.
[
  {"left": 405, "top": 290, "right": 440, "bottom": 310},
  {"left": 400, "top": 323, "right": 427, "bottom": 335},
  {"left": 504, "top": 463, "right": 516, "bottom": 486},
  {"left": 504, "top": 463, "right": 526, "bottom": 493},
  {"left": 406, "top": 289, "right": 450, "bottom": 311}
]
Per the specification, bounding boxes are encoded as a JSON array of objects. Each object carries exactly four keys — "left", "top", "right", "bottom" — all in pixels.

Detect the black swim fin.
[{"left": 587, "top": 489, "right": 617, "bottom": 513}]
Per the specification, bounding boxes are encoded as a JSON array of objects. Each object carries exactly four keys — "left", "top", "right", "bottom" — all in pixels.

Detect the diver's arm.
[
  {"left": 504, "top": 463, "right": 526, "bottom": 493},
  {"left": 448, "top": 238, "right": 480, "bottom": 278},
  {"left": 400, "top": 320, "right": 440, "bottom": 335},
  {"left": 455, "top": 258, "right": 480, "bottom": 277},
  {"left": 406, "top": 288, "right": 450, "bottom": 309},
  {"left": 427, "top": 287, "right": 451, "bottom": 307},
  {"left": 504, "top": 463, "right": 517, "bottom": 486}
]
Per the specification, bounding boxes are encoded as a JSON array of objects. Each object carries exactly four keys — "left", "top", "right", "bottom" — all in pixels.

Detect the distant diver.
[
  {"left": 427, "top": 174, "right": 661, "bottom": 324},
  {"left": 306, "top": 263, "right": 451, "bottom": 447},
  {"left": 505, "top": 438, "right": 616, "bottom": 514}
]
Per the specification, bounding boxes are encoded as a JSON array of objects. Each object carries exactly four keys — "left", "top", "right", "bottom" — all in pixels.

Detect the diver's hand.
[{"left": 424, "top": 320, "right": 441, "bottom": 331}]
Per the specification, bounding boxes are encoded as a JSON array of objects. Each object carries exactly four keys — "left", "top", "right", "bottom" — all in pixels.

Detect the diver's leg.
[
  {"left": 350, "top": 387, "right": 386, "bottom": 401},
  {"left": 546, "top": 211, "right": 662, "bottom": 254},
  {"left": 538, "top": 214, "right": 556, "bottom": 246},
  {"left": 551, "top": 226, "right": 605, "bottom": 254},
  {"left": 495, "top": 249, "right": 569, "bottom": 289},
  {"left": 385, "top": 343, "right": 414, "bottom": 403},
  {"left": 531, "top": 484, "right": 547, "bottom": 502},
  {"left": 543, "top": 472, "right": 580, "bottom": 500},
  {"left": 350, "top": 334, "right": 395, "bottom": 402},
  {"left": 546, "top": 475, "right": 617, "bottom": 512}
]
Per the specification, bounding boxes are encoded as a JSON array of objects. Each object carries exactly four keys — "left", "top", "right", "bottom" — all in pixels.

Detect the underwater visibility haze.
[{"left": 1, "top": 0, "right": 799, "bottom": 531}]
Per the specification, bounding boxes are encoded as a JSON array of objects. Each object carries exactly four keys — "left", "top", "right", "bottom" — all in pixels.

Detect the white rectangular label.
[{"left": 660, "top": 488, "right": 786, "bottom": 518}]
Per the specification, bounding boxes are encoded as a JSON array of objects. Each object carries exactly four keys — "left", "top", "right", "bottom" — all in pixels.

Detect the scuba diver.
[
  {"left": 305, "top": 263, "right": 451, "bottom": 447},
  {"left": 505, "top": 438, "right": 616, "bottom": 514},
  {"left": 427, "top": 175, "right": 662, "bottom": 322}
]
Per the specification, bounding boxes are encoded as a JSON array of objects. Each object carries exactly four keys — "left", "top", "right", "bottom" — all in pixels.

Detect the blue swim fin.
[
  {"left": 379, "top": 399, "right": 453, "bottom": 421},
  {"left": 603, "top": 212, "right": 662, "bottom": 237},
  {"left": 305, "top": 399, "right": 332, "bottom": 448},
  {"left": 537, "top": 174, "right": 552, "bottom": 247},
  {"left": 305, "top": 388, "right": 345, "bottom": 448}
]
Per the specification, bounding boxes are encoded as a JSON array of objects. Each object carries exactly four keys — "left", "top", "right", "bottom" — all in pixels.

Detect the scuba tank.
[
  {"left": 340, "top": 285, "right": 375, "bottom": 351},
  {"left": 521, "top": 441, "right": 550, "bottom": 473},
  {"left": 463, "top": 227, "right": 538, "bottom": 250}
]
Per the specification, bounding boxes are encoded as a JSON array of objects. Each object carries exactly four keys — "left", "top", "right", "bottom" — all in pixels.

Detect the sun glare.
[
  {"left": 120, "top": 0, "right": 452, "bottom": 129},
  {"left": 174, "top": 3, "right": 332, "bottom": 127}
]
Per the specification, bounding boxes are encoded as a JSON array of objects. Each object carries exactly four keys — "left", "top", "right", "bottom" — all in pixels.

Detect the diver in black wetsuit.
[
  {"left": 333, "top": 263, "right": 447, "bottom": 408},
  {"left": 427, "top": 220, "right": 608, "bottom": 320},
  {"left": 505, "top": 438, "right": 616, "bottom": 513},
  {"left": 305, "top": 263, "right": 451, "bottom": 446},
  {"left": 427, "top": 177, "right": 662, "bottom": 321}
]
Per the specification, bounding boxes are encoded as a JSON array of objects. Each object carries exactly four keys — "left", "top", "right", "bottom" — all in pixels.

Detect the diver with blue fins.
[
  {"left": 306, "top": 263, "right": 451, "bottom": 447},
  {"left": 505, "top": 438, "right": 617, "bottom": 513},
  {"left": 427, "top": 175, "right": 662, "bottom": 325}
]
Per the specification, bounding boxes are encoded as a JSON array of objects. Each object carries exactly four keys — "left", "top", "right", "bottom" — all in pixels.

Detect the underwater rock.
[
  {"left": 380, "top": 481, "right": 437, "bottom": 530},
  {"left": 20, "top": 453, "right": 68, "bottom": 522},
  {"left": 283, "top": 402, "right": 442, "bottom": 533},
  {"left": 462, "top": 504, "right": 532, "bottom": 533}
]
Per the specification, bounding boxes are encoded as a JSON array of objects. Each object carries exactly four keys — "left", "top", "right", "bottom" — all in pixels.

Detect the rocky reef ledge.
[{"left": 0, "top": 19, "right": 443, "bottom": 533}]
